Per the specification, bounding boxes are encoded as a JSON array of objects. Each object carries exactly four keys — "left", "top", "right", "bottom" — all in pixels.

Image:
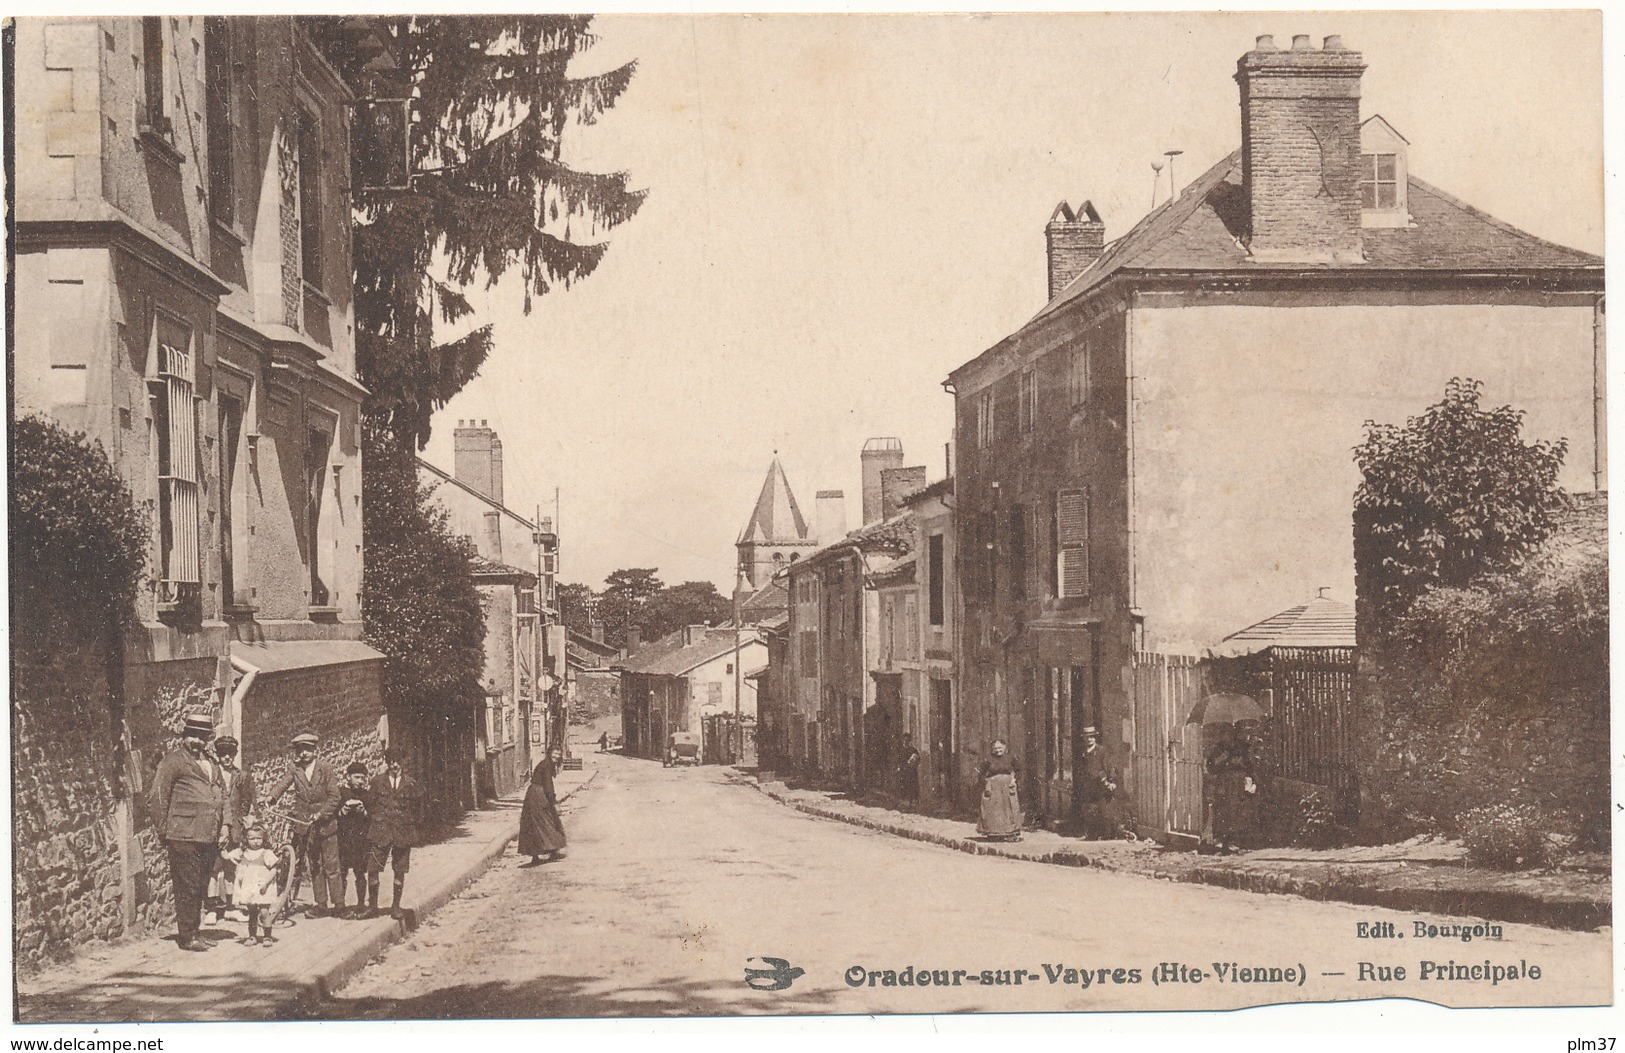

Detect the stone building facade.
[
  {"left": 12, "top": 16, "right": 388, "bottom": 966},
  {"left": 945, "top": 34, "right": 1604, "bottom": 839},
  {"left": 419, "top": 421, "right": 553, "bottom": 801}
]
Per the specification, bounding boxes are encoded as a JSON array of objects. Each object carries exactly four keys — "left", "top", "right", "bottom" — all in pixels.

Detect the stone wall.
[
  {"left": 12, "top": 643, "right": 123, "bottom": 970},
  {"left": 241, "top": 662, "right": 384, "bottom": 847}
]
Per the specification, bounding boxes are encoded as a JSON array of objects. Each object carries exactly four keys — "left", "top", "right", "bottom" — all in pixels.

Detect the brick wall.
[{"left": 1237, "top": 39, "right": 1364, "bottom": 261}]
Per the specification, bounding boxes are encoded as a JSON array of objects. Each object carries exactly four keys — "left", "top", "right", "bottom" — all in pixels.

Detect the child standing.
[
  {"left": 223, "top": 825, "right": 281, "bottom": 945},
  {"left": 336, "top": 761, "right": 373, "bottom": 918}
]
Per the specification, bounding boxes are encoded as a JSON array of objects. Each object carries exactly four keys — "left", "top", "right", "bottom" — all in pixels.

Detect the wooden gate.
[
  {"left": 1262, "top": 646, "right": 1358, "bottom": 818},
  {"left": 1129, "top": 651, "right": 1205, "bottom": 840}
]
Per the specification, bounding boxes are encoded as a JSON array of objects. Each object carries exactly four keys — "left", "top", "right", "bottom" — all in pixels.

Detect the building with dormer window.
[{"left": 946, "top": 33, "right": 1603, "bottom": 842}]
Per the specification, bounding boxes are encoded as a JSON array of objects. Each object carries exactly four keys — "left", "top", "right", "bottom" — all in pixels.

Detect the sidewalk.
[
  {"left": 15, "top": 765, "right": 596, "bottom": 1024},
  {"left": 747, "top": 773, "right": 1611, "bottom": 933}
]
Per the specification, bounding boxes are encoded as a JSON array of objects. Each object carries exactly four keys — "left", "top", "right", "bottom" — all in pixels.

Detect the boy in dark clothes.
[{"left": 335, "top": 762, "right": 373, "bottom": 919}]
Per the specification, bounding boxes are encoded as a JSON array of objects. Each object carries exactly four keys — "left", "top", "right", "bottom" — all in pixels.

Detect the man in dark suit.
[
  {"left": 1077, "top": 726, "right": 1118, "bottom": 840},
  {"left": 366, "top": 748, "right": 422, "bottom": 919},
  {"left": 147, "top": 712, "right": 229, "bottom": 951},
  {"left": 266, "top": 731, "right": 342, "bottom": 918}
]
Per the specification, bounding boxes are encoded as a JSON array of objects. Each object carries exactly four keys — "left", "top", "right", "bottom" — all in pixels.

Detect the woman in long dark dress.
[
  {"left": 975, "top": 739, "right": 1022, "bottom": 841},
  {"left": 519, "top": 747, "right": 567, "bottom": 866},
  {"left": 1204, "top": 723, "right": 1257, "bottom": 854}
]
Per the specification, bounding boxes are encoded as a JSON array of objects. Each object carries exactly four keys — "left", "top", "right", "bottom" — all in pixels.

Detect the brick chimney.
[
  {"left": 454, "top": 419, "right": 504, "bottom": 505},
  {"left": 1045, "top": 200, "right": 1105, "bottom": 300},
  {"left": 880, "top": 466, "right": 927, "bottom": 521},
  {"left": 1236, "top": 34, "right": 1366, "bottom": 263},
  {"left": 860, "top": 438, "right": 905, "bottom": 526}
]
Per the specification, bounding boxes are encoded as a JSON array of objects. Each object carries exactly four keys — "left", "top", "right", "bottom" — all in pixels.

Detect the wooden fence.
[
  {"left": 1128, "top": 651, "right": 1205, "bottom": 841},
  {"left": 1259, "top": 646, "right": 1358, "bottom": 818}
]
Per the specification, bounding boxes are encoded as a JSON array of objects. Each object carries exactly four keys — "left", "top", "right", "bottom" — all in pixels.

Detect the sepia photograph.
[{"left": 5, "top": 5, "right": 1613, "bottom": 1038}]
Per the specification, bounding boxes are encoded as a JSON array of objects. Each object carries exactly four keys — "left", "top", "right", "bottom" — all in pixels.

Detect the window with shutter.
[
  {"left": 1056, "top": 488, "right": 1090, "bottom": 598},
  {"left": 976, "top": 389, "right": 994, "bottom": 448},
  {"left": 927, "top": 534, "right": 945, "bottom": 626},
  {"left": 151, "top": 331, "right": 200, "bottom": 601}
]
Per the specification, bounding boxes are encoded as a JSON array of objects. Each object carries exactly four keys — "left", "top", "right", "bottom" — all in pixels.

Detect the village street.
[{"left": 326, "top": 750, "right": 1611, "bottom": 1018}]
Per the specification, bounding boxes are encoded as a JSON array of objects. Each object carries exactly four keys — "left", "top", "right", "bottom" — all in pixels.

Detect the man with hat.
[
  {"left": 266, "top": 731, "right": 342, "bottom": 918},
  {"left": 206, "top": 735, "right": 257, "bottom": 922},
  {"left": 1077, "top": 725, "right": 1118, "bottom": 840},
  {"left": 147, "top": 711, "right": 229, "bottom": 951}
]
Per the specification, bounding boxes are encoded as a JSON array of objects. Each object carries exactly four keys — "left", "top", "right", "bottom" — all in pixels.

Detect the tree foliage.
[
  {"left": 10, "top": 415, "right": 149, "bottom": 654},
  {"left": 360, "top": 420, "right": 486, "bottom": 713},
  {"left": 643, "top": 580, "right": 733, "bottom": 640},
  {"left": 1353, "top": 377, "right": 1567, "bottom": 637},
  {"left": 311, "top": 15, "right": 644, "bottom": 448},
  {"left": 556, "top": 581, "right": 597, "bottom": 637},
  {"left": 598, "top": 567, "right": 663, "bottom": 650},
  {"left": 567, "top": 571, "right": 734, "bottom": 651}
]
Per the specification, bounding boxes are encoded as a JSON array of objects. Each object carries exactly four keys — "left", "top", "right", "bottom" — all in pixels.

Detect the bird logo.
[{"left": 744, "top": 956, "right": 805, "bottom": 991}]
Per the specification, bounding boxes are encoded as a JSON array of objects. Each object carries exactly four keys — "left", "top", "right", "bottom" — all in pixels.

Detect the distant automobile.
[{"left": 664, "top": 731, "right": 701, "bottom": 767}]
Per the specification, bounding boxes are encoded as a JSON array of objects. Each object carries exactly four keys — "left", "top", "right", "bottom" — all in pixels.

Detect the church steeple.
[{"left": 735, "top": 456, "right": 816, "bottom": 588}]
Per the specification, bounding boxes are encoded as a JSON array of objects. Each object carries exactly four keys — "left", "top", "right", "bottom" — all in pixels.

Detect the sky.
[{"left": 417, "top": 10, "right": 1604, "bottom": 594}]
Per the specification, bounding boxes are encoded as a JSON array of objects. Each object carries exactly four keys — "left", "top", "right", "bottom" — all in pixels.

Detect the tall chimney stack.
[
  {"left": 860, "top": 438, "right": 905, "bottom": 526},
  {"left": 1236, "top": 33, "right": 1366, "bottom": 263},
  {"left": 454, "top": 421, "right": 505, "bottom": 504},
  {"left": 815, "top": 490, "right": 848, "bottom": 545},
  {"left": 1045, "top": 200, "right": 1105, "bottom": 300}
]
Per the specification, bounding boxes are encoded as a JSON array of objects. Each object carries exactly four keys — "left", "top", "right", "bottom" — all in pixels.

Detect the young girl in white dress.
[{"left": 223, "top": 825, "right": 281, "bottom": 945}]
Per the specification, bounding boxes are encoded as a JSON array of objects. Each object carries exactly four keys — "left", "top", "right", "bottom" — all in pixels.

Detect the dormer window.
[
  {"left": 1359, "top": 115, "right": 1411, "bottom": 228},
  {"left": 1360, "top": 154, "right": 1398, "bottom": 209}
]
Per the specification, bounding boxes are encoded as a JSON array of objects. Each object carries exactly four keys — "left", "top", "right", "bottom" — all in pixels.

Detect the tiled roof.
[
  {"left": 1040, "top": 152, "right": 1599, "bottom": 319},
  {"left": 738, "top": 457, "right": 812, "bottom": 546},
  {"left": 1217, "top": 593, "right": 1357, "bottom": 654},
  {"left": 907, "top": 155, "right": 1600, "bottom": 390},
  {"left": 740, "top": 581, "right": 789, "bottom": 616},
  {"left": 617, "top": 626, "right": 762, "bottom": 676},
  {"left": 786, "top": 510, "right": 915, "bottom": 575},
  {"left": 901, "top": 476, "right": 953, "bottom": 506},
  {"left": 469, "top": 554, "right": 536, "bottom": 581}
]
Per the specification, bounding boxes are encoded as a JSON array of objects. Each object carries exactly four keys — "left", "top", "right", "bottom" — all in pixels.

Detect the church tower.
[{"left": 736, "top": 456, "right": 818, "bottom": 588}]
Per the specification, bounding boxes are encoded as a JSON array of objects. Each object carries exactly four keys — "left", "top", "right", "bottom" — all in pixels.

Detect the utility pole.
[{"left": 733, "top": 571, "right": 745, "bottom": 765}]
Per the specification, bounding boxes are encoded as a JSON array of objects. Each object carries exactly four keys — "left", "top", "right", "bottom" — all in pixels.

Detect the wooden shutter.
[{"left": 1056, "top": 488, "right": 1089, "bottom": 598}]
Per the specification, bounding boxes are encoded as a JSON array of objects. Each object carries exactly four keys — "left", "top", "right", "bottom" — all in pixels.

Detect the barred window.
[{"left": 150, "top": 331, "right": 200, "bottom": 600}]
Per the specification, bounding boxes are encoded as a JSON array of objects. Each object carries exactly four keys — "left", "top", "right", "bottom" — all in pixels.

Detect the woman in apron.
[{"left": 975, "top": 739, "right": 1022, "bottom": 841}]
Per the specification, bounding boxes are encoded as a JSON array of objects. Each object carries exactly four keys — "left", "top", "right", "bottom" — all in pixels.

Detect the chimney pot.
[
  {"left": 1291, "top": 34, "right": 1311, "bottom": 49},
  {"left": 481, "top": 419, "right": 488, "bottom": 427},
  {"left": 1254, "top": 34, "right": 1276, "bottom": 50},
  {"left": 1323, "top": 34, "right": 1344, "bottom": 50}
]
